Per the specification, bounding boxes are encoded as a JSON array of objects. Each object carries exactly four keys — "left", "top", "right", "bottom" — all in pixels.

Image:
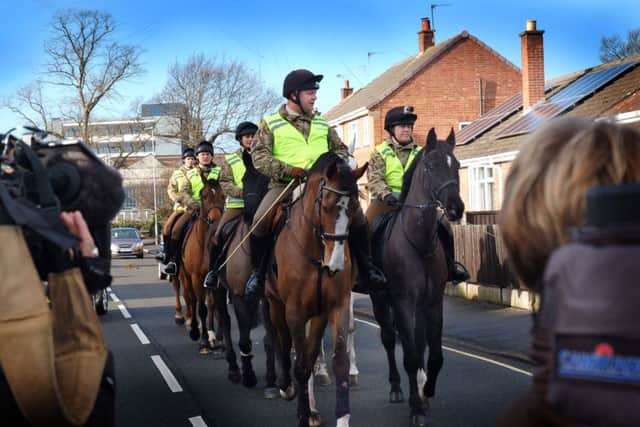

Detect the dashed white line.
[
  {"left": 130, "top": 323, "right": 150, "bottom": 345},
  {"left": 189, "top": 416, "right": 208, "bottom": 427},
  {"left": 117, "top": 304, "right": 131, "bottom": 319},
  {"left": 354, "top": 317, "right": 532, "bottom": 377},
  {"left": 151, "top": 355, "right": 183, "bottom": 392}
]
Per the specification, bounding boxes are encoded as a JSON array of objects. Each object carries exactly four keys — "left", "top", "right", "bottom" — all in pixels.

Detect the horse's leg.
[
  {"left": 261, "top": 297, "right": 279, "bottom": 399},
  {"left": 216, "top": 288, "right": 239, "bottom": 383},
  {"left": 196, "top": 284, "right": 210, "bottom": 353},
  {"left": 295, "top": 315, "right": 326, "bottom": 427},
  {"left": 330, "top": 303, "right": 351, "bottom": 427},
  {"left": 415, "top": 300, "right": 429, "bottom": 406},
  {"left": 393, "top": 298, "right": 427, "bottom": 427},
  {"left": 269, "top": 297, "right": 295, "bottom": 400},
  {"left": 172, "top": 276, "right": 185, "bottom": 324},
  {"left": 233, "top": 294, "right": 258, "bottom": 388},
  {"left": 347, "top": 292, "right": 359, "bottom": 386},
  {"left": 314, "top": 337, "right": 331, "bottom": 386},
  {"left": 424, "top": 298, "right": 444, "bottom": 400},
  {"left": 206, "top": 288, "right": 216, "bottom": 348},
  {"left": 370, "top": 291, "right": 403, "bottom": 403}
]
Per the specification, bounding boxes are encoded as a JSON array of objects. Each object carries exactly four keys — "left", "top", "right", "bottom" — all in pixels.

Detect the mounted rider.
[
  {"left": 367, "top": 105, "right": 470, "bottom": 283},
  {"left": 156, "top": 147, "right": 196, "bottom": 264},
  {"left": 203, "top": 121, "right": 259, "bottom": 288},
  {"left": 164, "top": 140, "right": 221, "bottom": 275},
  {"left": 246, "top": 68, "right": 386, "bottom": 296}
]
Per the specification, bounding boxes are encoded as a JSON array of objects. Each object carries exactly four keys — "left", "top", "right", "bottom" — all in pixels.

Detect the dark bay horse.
[
  {"left": 176, "top": 173, "right": 225, "bottom": 353},
  {"left": 371, "top": 129, "right": 464, "bottom": 427},
  {"left": 266, "top": 152, "right": 366, "bottom": 427}
]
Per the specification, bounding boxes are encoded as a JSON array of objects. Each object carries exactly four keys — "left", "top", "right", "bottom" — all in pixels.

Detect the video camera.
[{"left": 0, "top": 127, "right": 125, "bottom": 292}]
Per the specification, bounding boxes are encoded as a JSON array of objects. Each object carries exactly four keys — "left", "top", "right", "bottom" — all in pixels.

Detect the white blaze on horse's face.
[{"left": 326, "top": 195, "right": 350, "bottom": 273}]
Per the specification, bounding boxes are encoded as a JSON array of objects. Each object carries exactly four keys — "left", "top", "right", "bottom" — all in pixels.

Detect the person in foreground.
[{"left": 498, "top": 117, "right": 640, "bottom": 427}]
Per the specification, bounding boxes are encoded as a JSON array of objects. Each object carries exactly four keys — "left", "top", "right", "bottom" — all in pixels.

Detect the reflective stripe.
[
  {"left": 187, "top": 166, "right": 221, "bottom": 201},
  {"left": 225, "top": 152, "right": 246, "bottom": 208},
  {"left": 375, "top": 142, "right": 421, "bottom": 193}
]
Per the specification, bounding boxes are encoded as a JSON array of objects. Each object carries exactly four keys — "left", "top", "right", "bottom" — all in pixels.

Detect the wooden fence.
[{"left": 452, "top": 224, "right": 521, "bottom": 288}]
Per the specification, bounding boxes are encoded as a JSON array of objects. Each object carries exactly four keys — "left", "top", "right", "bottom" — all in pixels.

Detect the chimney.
[
  {"left": 418, "top": 17, "right": 435, "bottom": 53},
  {"left": 341, "top": 80, "right": 353, "bottom": 100},
  {"left": 520, "top": 20, "right": 545, "bottom": 109}
]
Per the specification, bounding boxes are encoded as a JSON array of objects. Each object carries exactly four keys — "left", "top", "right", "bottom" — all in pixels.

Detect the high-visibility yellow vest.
[
  {"left": 265, "top": 113, "right": 330, "bottom": 172},
  {"left": 376, "top": 141, "right": 421, "bottom": 194},
  {"left": 171, "top": 167, "right": 190, "bottom": 211},
  {"left": 225, "top": 152, "right": 245, "bottom": 209},
  {"left": 187, "top": 166, "right": 221, "bottom": 201}
]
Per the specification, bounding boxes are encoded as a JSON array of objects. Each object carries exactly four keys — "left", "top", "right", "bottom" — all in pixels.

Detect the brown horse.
[
  {"left": 265, "top": 152, "right": 366, "bottom": 427},
  {"left": 175, "top": 173, "right": 225, "bottom": 352},
  {"left": 370, "top": 129, "right": 464, "bottom": 427}
]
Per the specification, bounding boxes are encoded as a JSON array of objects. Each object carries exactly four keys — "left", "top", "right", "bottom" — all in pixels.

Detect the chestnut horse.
[
  {"left": 176, "top": 173, "right": 225, "bottom": 353},
  {"left": 265, "top": 152, "right": 366, "bottom": 427},
  {"left": 370, "top": 129, "right": 464, "bottom": 427}
]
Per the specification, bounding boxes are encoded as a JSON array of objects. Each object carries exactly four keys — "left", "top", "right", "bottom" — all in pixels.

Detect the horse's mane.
[
  {"left": 399, "top": 148, "right": 426, "bottom": 203},
  {"left": 309, "top": 152, "right": 358, "bottom": 194}
]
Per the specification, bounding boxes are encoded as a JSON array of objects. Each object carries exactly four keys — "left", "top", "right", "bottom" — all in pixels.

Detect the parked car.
[{"left": 111, "top": 227, "right": 144, "bottom": 258}]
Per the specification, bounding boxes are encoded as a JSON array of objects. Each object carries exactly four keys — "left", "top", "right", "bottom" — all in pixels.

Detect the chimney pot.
[{"left": 526, "top": 20, "right": 537, "bottom": 31}]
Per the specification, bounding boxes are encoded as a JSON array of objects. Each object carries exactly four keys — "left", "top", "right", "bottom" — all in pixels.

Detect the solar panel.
[{"left": 496, "top": 61, "right": 638, "bottom": 139}]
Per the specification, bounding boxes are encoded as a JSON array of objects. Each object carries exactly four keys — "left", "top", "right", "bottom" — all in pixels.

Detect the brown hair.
[{"left": 500, "top": 117, "right": 640, "bottom": 289}]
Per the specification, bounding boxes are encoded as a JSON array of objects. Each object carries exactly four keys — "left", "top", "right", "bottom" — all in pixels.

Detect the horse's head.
[
  {"left": 305, "top": 152, "right": 365, "bottom": 273},
  {"left": 199, "top": 172, "right": 225, "bottom": 222},
  {"left": 421, "top": 128, "right": 465, "bottom": 221}
]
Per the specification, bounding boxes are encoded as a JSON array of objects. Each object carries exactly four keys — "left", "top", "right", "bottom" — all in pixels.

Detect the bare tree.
[
  {"left": 44, "top": 9, "right": 144, "bottom": 144},
  {"left": 156, "top": 53, "right": 280, "bottom": 147},
  {"left": 600, "top": 27, "right": 640, "bottom": 62},
  {"left": 2, "top": 80, "right": 58, "bottom": 134}
]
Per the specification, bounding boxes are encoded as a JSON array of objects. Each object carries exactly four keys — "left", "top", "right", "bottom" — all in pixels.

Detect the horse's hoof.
[
  {"left": 279, "top": 383, "right": 296, "bottom": 401},
  {"left": 174, "top": 316, "right": 185, "bottom": 325},
  {"left": 228, "top": 369, "right": 241, "bottom": 384},
  {"left": 263, "top": 386, "right": 280, "bottom": 400},
  {"left": 349, "top": 374, "right": 359, "bottom": 386},
  {"left": 315, "top": 373, "right": 331, "bottom": 386},
  {"left": 389, "top": 390, "right": 404, "bottom": 403},
  {"left": 189, "top": 328, "right": 200, "bottom": 341},
  {"left": 309, "top": 411, "right": 321, "bottom": 427},
  {"left": 411, "top": 414, "right": 428, "bottom": 427},
  {"left": 242, "top": 371, "right": 258, "bottom": 388}
]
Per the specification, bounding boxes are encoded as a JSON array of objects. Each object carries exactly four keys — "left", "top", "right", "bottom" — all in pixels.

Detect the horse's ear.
[
  {"left": 352, "top": 162, "right": 368, "bottom": 180},
  {"left": 445, "top": 127, "right": 456, "bottom": 151},
  {"left": 425, "top": 128, "right": 438, "bottom": 152}
]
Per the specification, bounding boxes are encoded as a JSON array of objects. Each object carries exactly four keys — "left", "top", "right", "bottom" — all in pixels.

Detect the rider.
[
  {"left": 367, "top": 105, "right": 470, "bottom": 283},
  {"left": 247, "top": 68, "right": 386, "bottom": 297},
  {"left": 203, "top": 121, "right": 259, "bottom": 288},
  {"left": 156, "top": 147, "right": 196, "bottom": 264},
  {"left": 164, "top": 140, "right": 221, "bottom": 275}
]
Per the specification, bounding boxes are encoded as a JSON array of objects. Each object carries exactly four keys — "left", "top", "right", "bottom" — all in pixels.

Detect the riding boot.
[
  {"left": 245, "top": 235, "right": 271, "bottom": 297},
  {"left": 349, "top": 223, "right": 386, "bottom": 294},
  {"left": 164, "top": 238, "right": 179, "bottom": 275},
  {"left": 204, "top": 242, "right": 223, "bottom": 289},
  {"left": 436, "top": 218, "right": 470, "bottom": 284}
]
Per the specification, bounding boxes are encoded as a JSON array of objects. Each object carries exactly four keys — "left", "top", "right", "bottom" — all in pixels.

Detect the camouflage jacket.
[
  {"left": 178, "top": 163, "right": 218, "bottom": 210},
  {"left": 251, "top": 104, "right": 348, "bottom": 186},
  {"left": 167, "top": 165, "right": 192, "bottom": 208},
  {"left": 219, "top": 148, "right": 243, "bottom": 199},
  {"left": 367, "top": 137, "right": 419, "bottom": 200}
]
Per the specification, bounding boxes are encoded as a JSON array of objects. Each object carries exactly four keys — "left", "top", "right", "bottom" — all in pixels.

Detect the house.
[
  {"left": 455, "top": 21, "right": 640, "bottom": 216},
  {"left": 323, "top": 17, "right": 523, "bottom": 201}
]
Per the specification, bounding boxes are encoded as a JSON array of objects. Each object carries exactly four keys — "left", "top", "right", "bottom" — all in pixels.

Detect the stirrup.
[
  {"left": 449, "top": 262, "right": 470, "bottom": 284},
  {"left": 204, "top": 270, "right": 218, "bottom": 289},
  {"left": 165, "top": 262, "right": 177, "bottom": 275}
]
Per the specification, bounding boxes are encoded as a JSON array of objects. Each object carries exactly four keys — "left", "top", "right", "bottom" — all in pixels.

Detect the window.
[
  {"left": 348, "top": 122, "right": 358, "bottom": 154},
  {"left": 458, "top": 121, "right": 472, "bottom": 130},
  {"left": 362, "top": 116, "right": 371, "bottom": 148},
  {"left": 469, "top": 165, "right": 496, "bottom": 210},
  {"left": 123, "top": 188, "right": 138, "bottom": 209}
]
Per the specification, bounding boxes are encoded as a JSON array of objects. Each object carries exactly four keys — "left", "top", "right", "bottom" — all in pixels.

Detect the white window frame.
[
  {"left": 458, "top": 121, "right": 472, "bottom": 130},
  {"left": 361, "top": 116, "right": 371, "bottom": 148},
  {"left": 349, "top": 122, "right": 358, "bottom": 154},
  {"left": 468, "top": 163, "right": 497, "bottom": 211}
]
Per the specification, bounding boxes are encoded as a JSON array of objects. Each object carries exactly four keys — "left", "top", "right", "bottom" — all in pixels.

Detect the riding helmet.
[
  {"left": 182, "top": 147, "right": 195, "bottom": 159},
  {"left": 195, "top": 140, "right": 214, "bottom": 155},
  {"left": 384, "top": 106, "right": 417, "bottom": 132},
  {"left": 235, "top": 121, "right": 258, "bottom": 142},
  {"left": 282, "top": 69, "right": 323, "bottom": 99}
]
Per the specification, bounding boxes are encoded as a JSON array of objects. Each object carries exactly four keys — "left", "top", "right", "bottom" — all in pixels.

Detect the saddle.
[{"left": 217, "top": 215, "right": 244, "bottom": 266}]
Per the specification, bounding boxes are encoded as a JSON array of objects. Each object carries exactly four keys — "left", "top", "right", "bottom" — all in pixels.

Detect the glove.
[
  {"left": 289, "top": 167, "right": 307, "bottom": 180},
  {"left": 383, "top": 194, "right": 399, "bottom": 206}
]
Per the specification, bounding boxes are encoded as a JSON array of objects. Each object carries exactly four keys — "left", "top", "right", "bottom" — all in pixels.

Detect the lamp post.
[{"left": 145, "top": 125, "right": 159, "bottom": 245}]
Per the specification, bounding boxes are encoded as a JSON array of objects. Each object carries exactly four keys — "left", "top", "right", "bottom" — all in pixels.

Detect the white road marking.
[
  {"left": 151, "top": 355, "right": 183, "bottom": 392},
  {"left": 130, "top": 323, "right": 150, "bottom": 345},
  {"left": 354, "top": 317, "right": 532, "bottom": 377},
  {"left": 109, "top": 292, "right": 120, "bottom": 302},
  {"left": 189, "top": 416, "right": 208, "bottom": 427},
  {"left": 117, "top": 304, "right": 132, "bottom": 319}
]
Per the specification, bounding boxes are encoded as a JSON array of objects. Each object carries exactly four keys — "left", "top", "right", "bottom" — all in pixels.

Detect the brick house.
[
  {"left": 323, "top": 17, "right": 522, "bottom": 201},
  {"left": 455, "top": 21, "right": 640, "bottom": 216}
]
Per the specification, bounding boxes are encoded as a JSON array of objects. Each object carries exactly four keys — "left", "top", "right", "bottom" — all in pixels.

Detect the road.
[{"left": 102, "top": 256, "right": 531, "bottom": 427}]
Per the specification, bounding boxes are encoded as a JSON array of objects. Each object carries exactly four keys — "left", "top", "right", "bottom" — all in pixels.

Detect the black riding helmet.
[
  {"left": 282, "top": 69, "right": 323, "bottom": 110},
  {"left": 384, "top": 106, "right": 417, "bottom": 133},
  {"left": 235, "top": 121, "right": 258, "bottom": 142},
  {"left": 194, "top": 140, "right": 214, "bottom": 155},
  {"left": 182, "top": 147, "right": 195, "bottom": 159}
]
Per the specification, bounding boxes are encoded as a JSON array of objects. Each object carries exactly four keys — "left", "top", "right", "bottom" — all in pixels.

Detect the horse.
[
  {"left": 175, "top": 173, "right": 225, "bottom": 353},
  {"left": 214, "top": 218, "right": 279, "bottom": 398},
  {"left": 369, "top": 128, "right": 464, "bottom": 427},
  {"left": 264, "top": 152, "right": 366, "bottom": 427}
]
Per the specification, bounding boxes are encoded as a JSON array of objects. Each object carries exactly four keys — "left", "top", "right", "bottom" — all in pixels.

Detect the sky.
[{"left": 0, "top": 0, "right": 638, "bottom": 133}]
